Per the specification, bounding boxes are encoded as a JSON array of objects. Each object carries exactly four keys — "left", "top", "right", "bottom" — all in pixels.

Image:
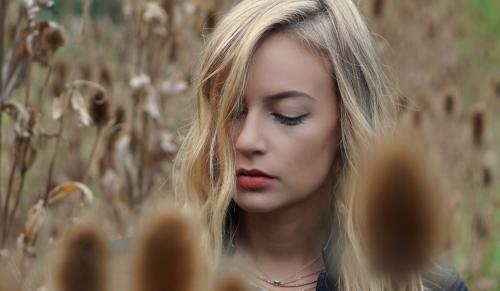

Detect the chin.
[
  {"left": 234, "top": 193, "right": 284, "bottom": 213},
  {"left": 233, "top": 191, "right": 286, "bottom": 213}
]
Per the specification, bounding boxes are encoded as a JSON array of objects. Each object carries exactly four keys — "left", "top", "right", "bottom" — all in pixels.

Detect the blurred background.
[{"left": 0, "top": 0, "right": 498, "bottom": 290}]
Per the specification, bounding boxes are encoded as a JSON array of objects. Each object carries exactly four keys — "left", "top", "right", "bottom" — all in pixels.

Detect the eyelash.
[
  {"left": 271, "top": 113, "right": 308, "bottom": 126},
  {"left": 231, "top": 109, "right": 308, "bottom": 127}
]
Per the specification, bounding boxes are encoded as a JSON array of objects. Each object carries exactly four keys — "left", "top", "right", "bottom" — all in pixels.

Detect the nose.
[{"left": 233, "top": 110, "right": 267, "bottom": 156}]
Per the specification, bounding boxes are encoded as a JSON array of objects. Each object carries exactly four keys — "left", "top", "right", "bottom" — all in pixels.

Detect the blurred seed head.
[
  {"left": 27, "top": 21, "right": 67, "bottom": 66},
  {"left": 442, "top": 90, "right": 459, "bottom": 117},
  {"left": 471, "top": 212, "right": 490, "bottom": 240},
  {"left": 354, "top": 135, "right": 445, "bottom": 279},
  {"left": 134, "top": 209, "right": 200, "bottom": 291},
  {"left": 213, "top": 274, "right": 250, "bottom": 291},
  {"left": 372, "top": 0, "right": 385, "bottom": 18},
  {"left": 494, "top": 78, "right": 500, "bottom": 98},
  {"left": 55, "top": 224, "right": 109, "bottom": 291},
  {"left": 90, "top": 92, "right": 111, "bottom": 127},
  {"left": 470, "top": 109, "right": 485, "bottom": 147}
]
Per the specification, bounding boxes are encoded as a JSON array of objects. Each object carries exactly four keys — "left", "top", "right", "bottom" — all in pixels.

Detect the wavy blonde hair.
[{"left": 173, "top": 0, "right": 423, "bottom": 290}]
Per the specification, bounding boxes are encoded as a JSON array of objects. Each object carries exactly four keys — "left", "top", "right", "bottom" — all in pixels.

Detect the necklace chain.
[{"left": 231, "top": 221, "right": 325, "bottom": 290}]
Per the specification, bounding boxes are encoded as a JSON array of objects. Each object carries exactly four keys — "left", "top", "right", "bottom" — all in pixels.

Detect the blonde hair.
[{"left": 173, "top": 0, "right": 422, "bottom": 290}]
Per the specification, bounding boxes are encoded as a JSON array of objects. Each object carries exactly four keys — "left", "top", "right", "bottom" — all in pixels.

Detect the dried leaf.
[
  {"left": 144, "top": 90, "right": 161, "bottom": 120},
  {"left": 21, "top": 199, "right": 47, "bottom": 243},
  {"left": 47, "top": 182, "right": 95, "bottom": 205},
  {"left": 130, "top": 74, "right": 151, "bottom": 91},
  {"left": 1, "top": 100, "right": 31, "bottom": 137},
  {"left": 160, "top": 130, "right": 177, "bottom": 155},
  {"left": 70, "top": 89, "right": 93, "bottom": 127}
]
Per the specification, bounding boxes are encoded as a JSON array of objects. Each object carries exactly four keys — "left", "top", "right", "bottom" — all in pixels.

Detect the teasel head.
[
  {"left": 494, "top": 78, "right": 500, "bottom": 98},
  {"left": 372, "top": 0, "right": 385, "bottom": 18},
  {"left": 481, "top": 165, "right": 493, "bottom": 188},
  {"left": 26, "top": 21, "right": 67, "bottom": 66},
  {"left": 471, "top": 212, "right": 490, "bottom": 240},
  {"left": 55, "top": 224, "right": 109, "bottom": 291},
  {"left": 213, "top": 274, "right": 250, "bottom": 291},
  {"left": 90, "top": 91, "right": 111, "bottom": 128},
  {"left": 354, "top": 135, "right": 445, "bottom": 281},
  {"left": 442, "top": 89, "right": 459, "bottom": 117},
  {"left": 470, "top": 109, "right": 485, "bottom": 147},
  {"left": 134, "top": 209, "right": 201, "bottom": 291}
]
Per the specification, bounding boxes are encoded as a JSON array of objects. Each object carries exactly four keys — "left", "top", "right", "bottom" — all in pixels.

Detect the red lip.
[
  {"left": 237, "top": 168, "right": 275, "bottom": 178},
  {"left": 237, "top": 168, "right": 275, "bottom": 190}
]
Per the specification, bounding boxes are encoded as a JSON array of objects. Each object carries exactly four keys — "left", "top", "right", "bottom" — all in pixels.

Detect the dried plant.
[
  {"left": 55, "top": 224, "right": 109, "bottom": 291},
  {"left": 134, "top": 209, "right": 201, "bottom": 291},
  {"left": 354, "top": 135, "right": 446, "bottom": 282},
  {"left": 470, "top": 108, "right": 485, "bottom": 147}
]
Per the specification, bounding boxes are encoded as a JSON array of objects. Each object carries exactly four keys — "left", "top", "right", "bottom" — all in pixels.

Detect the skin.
[{"left": 230, "top": 33, "right": 341, "bottom": 289}]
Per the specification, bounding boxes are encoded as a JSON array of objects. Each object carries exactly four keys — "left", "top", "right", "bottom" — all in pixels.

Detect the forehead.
[{"left": 246, "top": 33, "right": 333, "bottom": 102}]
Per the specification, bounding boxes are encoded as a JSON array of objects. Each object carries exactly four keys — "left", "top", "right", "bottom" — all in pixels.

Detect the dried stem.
[
  {"left": 43, "top": 115, "right": 64, "bottom": 206},
  {"left": 138, "top": 112, "right": 149, "bottom": 202},
  {"left": 5, "top": 136, "right": 31, "bottom": 240},
  {"left": 0, "top": 0, "right": 7, "bottom": 227},
  {"left": 1, "top": 137, "right": 21, "bottom": 245},
  {"left": 23, "top": 62, "right": 31, "bottom": 106},
  {"left": 83, "top": 125, "right": 103, "bottom": 183}
]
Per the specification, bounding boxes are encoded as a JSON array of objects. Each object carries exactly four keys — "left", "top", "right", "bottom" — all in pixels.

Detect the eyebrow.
[{"left": 262, "top": 90, "right": 316, "bottom": 103}]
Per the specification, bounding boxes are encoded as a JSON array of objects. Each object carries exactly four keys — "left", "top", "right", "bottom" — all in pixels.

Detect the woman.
[{"left": 174, "top": 0, "right": 468, "bottom": 290}]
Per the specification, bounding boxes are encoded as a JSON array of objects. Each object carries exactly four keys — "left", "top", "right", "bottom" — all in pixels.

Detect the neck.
[{"left": 236, "top": 180, "right": 332, "bottom": 278}]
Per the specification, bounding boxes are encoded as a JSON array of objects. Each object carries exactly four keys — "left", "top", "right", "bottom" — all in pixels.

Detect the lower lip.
[{"left": 237, "top": 175, "right": 274, "bottom": 190}]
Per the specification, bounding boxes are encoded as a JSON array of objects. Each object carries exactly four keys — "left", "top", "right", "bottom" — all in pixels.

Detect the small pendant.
[{"left": 272, "top": 280, "right": 282, "bottom": 286}]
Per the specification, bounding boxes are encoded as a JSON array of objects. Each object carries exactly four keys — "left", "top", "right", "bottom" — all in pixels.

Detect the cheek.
[{"left": 277, "top": 125, "right": 338, "bottom": 194}]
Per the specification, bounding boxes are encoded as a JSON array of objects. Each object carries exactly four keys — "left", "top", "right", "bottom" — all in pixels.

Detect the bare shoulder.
[{"left": 422, "top": 263, "right": 468, "bottom": 291}]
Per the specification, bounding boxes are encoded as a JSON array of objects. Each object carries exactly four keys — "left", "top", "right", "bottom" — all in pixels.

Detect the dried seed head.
[
  {"left": 494, "top": 79, "right": 500, "bottom": 98},
  {"left": 135, "top": 210, "right": 199, "bottom": 291},
  {"left": 90, "top": 92, "right": 110, "bottom": 127},
  {"left": 372, "top": 0, "right": 385, "bottom": 18},
  {"left": 27, "top": 21, "right": 67, "bottom": 66},
  {"left": 470, "top": 109, "right": 485, "bottom": 147},
  {"left": 481, "top": 166, "right": 493, "bottom": 188},
  {"left": 52, "top": 81, "right": 65, "bottom": 97},
  {"left": 355, "top": 136, "right": 444, "bottom": 279},
  {"left": 443, "top": 91, "right": 458, "bottom": 116},
  {"left": 471, "top": 212, "right": 490, "bottom": 240},
  {"left": 213, "top": 274, "right": 250, "bottom": 291},
  {"left": 55, "top": 224, "right": 109, "bottom": 291}
]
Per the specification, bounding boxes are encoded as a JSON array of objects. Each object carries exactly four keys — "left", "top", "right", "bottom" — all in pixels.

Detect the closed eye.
[{"left": 271, "top": 113, "right": 308, "bottom": 126}]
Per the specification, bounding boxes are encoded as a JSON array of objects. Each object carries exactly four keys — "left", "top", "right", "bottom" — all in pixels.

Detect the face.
[{"left": 230, "top": 33, "right": 341, "bottom": 213}]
